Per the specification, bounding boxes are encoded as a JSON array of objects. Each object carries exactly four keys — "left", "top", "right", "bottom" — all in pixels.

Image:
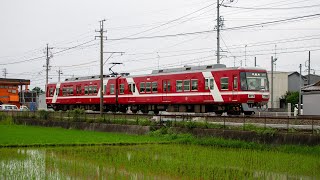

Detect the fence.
[{"left": 3, "top": 111, "right": 320, "bottom": 135}]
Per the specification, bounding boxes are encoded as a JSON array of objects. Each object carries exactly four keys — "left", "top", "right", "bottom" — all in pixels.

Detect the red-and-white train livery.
[{"left": 46, "top": 64, "right": 269, "bottom": 115}]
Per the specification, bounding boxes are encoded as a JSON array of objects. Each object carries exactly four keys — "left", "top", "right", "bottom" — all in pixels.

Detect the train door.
[
  {"left": 232, "top": 75, "right": 238, "bottom": 101},
  {"left": 162, "top": 80, "right": 170, "bottom": 102}
]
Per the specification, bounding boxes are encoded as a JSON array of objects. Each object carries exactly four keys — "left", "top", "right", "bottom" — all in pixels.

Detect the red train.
[{"left": 46, "top": 64, "right": 269, "bottom": 115}]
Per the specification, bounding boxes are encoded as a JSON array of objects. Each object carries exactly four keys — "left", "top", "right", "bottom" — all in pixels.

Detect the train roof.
[{"left": 48, "top": 64, "right": 267, "bottom": 85}]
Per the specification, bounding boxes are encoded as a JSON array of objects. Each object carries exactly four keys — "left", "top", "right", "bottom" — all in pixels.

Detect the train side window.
[
  {"left": 221, "top": 77, "right": 229, "bottom": 90},
  {"left": 176, "top": 80, "right": 182, "bottom": 92},
  {"left": 84, "top": 86, "right": 89, "bottom": 95},
  {"left": 233, "top": 77, "right": 238, "bottom": 89},
  {"left": 140, "top": 82, "right": 145, "bottom": 93},
  {"left": 152, "top": 82, "right": 157, "bottom": 93},
  {"left": 205, "top": 78, "right": 214, "bottom": 90},
  {"left": 128, "top": 84, "right": 132, "bottom": 93},
  {"left": 62, "top": 88, "right": 67, "bottom": 96},
  {"left": 69, "top": 87, "right": 74, "bottom": 95},
  {"left": 88, "top": 86, "right": 92, "bottom": 95},
  {"left": 76, "top": 86, "right": 81, "bottom": 95},
  {"left": 184, "top": 80, "right": 190, "bottom": 91},
  {"left": 167, "top": 81, "right": 171, "bottom": 92},
  {"left": 93, "top": 86, "right": 97, "bottom": 94},
  {"left": 146, "top": 82, "right": 151, "bottom": 93},
  {"left": 191, "top": 80, "right": 198, "bottom": 91},
  {"left": 163, "top": 81, "right": 167, "bottom": 92},
  {"left": 49, "top": 88, "right": 54, "bottom": 96},
  {"left": 104, "top": 85, "right": 107, "bottom": 94},
  {"left": 210, "top": 79, "right": 214, "bottom": 90},
  {"left": 120, "top": 84, "right": 124, "bottom": 94},
  {"left": 110, "top": 84, "right": 115, "bottom": 94}
]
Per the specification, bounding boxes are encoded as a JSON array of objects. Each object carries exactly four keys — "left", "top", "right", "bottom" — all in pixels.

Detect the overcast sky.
[{"left": 1, "top": 0, "right": 320, "bottom": 89}]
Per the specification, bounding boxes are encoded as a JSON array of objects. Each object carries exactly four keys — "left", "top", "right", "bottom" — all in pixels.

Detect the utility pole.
[
  {"left": 270, "top": 56, "right": 277, "bottom": 109},
  {"left": 44, "top": 44, "right": 53, "bottom": 90},
  {"left": 254, "top": 57, "right": 257, "bottom": 67},
  {"left": 96, "top": 19, "right": 107, "bottom": 116},
  {"left": 57, "top": 68, "right": 63, "bottom": 82},
  {"left": 233, "top": 56, "right": 236, "bottom": 67},
  {"left": 244, "top": 45, "right": 247, "bottom": 66},
  {"left": 216, "top": 0, "right": 220, "bottom": 64},
  {"left": 271, "top": 56, "right": 274, "bottom": 109},
  {"left": 298, "top": 64, "right": 302, "bottom": 115},
  {"left": 308, "top": 51, "right": 311, "bottom": 85},
  {"left": 2, "top": 68, "right": 7, "bottom": 78}
]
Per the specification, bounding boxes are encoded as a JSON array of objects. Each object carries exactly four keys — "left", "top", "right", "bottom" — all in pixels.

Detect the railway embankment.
[{"left": 14, "top": 118, "right": 320, "bottom": 146}]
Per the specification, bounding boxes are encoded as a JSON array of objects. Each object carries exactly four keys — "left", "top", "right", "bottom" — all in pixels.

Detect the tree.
[
  {"left": 32, "top": 87, "right": 44, "bottom": 94},
  {"left": 282, "top": 91, "right": 299, "bottom": 110}
]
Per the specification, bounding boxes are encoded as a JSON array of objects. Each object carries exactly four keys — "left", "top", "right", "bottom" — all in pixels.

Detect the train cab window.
[
  {"left": 176, "top": 80, "right": 183, "bottom": 92},
  {"left": 140, "top": 82, "right": 145, "bottom": 93},
  {"left": 152, "top": 82, "right": 157, "bottom": 93},
  {"left": 184, "top": 80, "right": 190, "bottom": 91},
  {"left": 233, "top": 77, "right": 238, "bottom": 89},
  {"left": 120, "top": 84, "right": 124, "bottom": 94},
  {"left": 191, "top": 80, "right": 198, "bottom": 91},
  {"left": 220, "top": 77, "right": 229, "bottom": 90},
  {"left": 146, "top": 82, "right": 151, "bottom": 93},
  {"left": 110, "top": 84, "right": 115, "bottom": 94},
  {"left": 84, "top": 86, "right": 89, "bottom": 95}
]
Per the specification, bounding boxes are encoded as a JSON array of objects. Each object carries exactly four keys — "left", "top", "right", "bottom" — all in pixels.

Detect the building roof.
[
  {"left": 302, "top": 81, "right": 320, "bottom": 92},
  {"left": 0, "top": 78, "right": 30, "bottom": 85}
]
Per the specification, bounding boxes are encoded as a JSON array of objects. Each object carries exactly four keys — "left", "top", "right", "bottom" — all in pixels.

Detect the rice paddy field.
[{"left": 1, "top": 124, "right": 320, "bottom": 179}]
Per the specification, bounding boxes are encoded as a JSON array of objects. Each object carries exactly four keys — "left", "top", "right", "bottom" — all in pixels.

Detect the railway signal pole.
[{"left": 298, "top": 64, "right": 302, "bottom": 115}]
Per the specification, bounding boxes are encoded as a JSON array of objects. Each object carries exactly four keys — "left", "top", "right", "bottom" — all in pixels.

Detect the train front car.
[{"left": 238, "top": 68, "right": 269, "bottom": 114}]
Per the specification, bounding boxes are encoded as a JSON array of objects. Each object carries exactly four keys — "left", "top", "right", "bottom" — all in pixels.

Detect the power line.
[{"left": 222, "top": 4, "right": 320, "bottom": 10}]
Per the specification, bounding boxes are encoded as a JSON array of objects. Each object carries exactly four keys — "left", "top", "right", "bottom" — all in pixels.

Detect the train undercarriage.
[{"left": 50, "top": 103, "right": 256, "bottom": 115}]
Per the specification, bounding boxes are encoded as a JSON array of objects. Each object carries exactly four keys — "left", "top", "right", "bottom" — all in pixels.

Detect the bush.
[
  {"left": 38, "top": 110, "right": 50, "bottom": 120},
  {"left": 0, "top": 113, "right": 14, "bottom": 125},
  {"left": 70, "top": 108, "right": 86, "bottom": 122}
]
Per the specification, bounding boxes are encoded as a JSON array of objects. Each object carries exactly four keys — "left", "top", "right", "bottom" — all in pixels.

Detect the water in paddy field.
[{"left": 0, "top": 144, "right": 319, "bottom": 179}]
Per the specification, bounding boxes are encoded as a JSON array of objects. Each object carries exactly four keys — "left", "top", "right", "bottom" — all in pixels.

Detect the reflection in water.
[{"left": 0, "top": 144, "right": 319, "bottom": 179}]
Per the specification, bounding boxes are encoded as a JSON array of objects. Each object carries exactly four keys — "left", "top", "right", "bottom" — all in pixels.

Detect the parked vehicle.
[
  {"left": 20, "top": 105, "right": 29, "bottom": 111},
  {"left": 0, "top": 104, "right": 19, "bottom": 111}
]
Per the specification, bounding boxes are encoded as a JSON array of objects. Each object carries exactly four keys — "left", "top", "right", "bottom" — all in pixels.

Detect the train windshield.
[{"left": 240, "top": 72, "right": 269, "bottom": 91}]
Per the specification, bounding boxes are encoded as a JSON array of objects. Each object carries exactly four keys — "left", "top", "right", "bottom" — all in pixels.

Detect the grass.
[{"left": 0, "top": 125, "right": 168, "bottom": 147}]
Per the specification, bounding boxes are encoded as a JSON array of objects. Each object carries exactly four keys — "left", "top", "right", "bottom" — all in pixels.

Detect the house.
[{"left": 301, "top": 81, "right": 320, "bottom": 115}]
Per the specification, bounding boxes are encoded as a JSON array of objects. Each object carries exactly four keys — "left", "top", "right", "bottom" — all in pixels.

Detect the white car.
[
  {"left": 20, "top": 105, "right": 29, "bottom": 111},
  {"left": 0, "top": 104, "right": 19, "bottom": 111}
]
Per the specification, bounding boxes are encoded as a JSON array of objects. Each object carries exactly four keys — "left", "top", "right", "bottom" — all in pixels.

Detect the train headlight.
[
  {"left": 248, "top": 94, "right": 255, "bottom": 98},
  {"left": 262, "top": 95, "right": 269, "bottom": 99}
]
